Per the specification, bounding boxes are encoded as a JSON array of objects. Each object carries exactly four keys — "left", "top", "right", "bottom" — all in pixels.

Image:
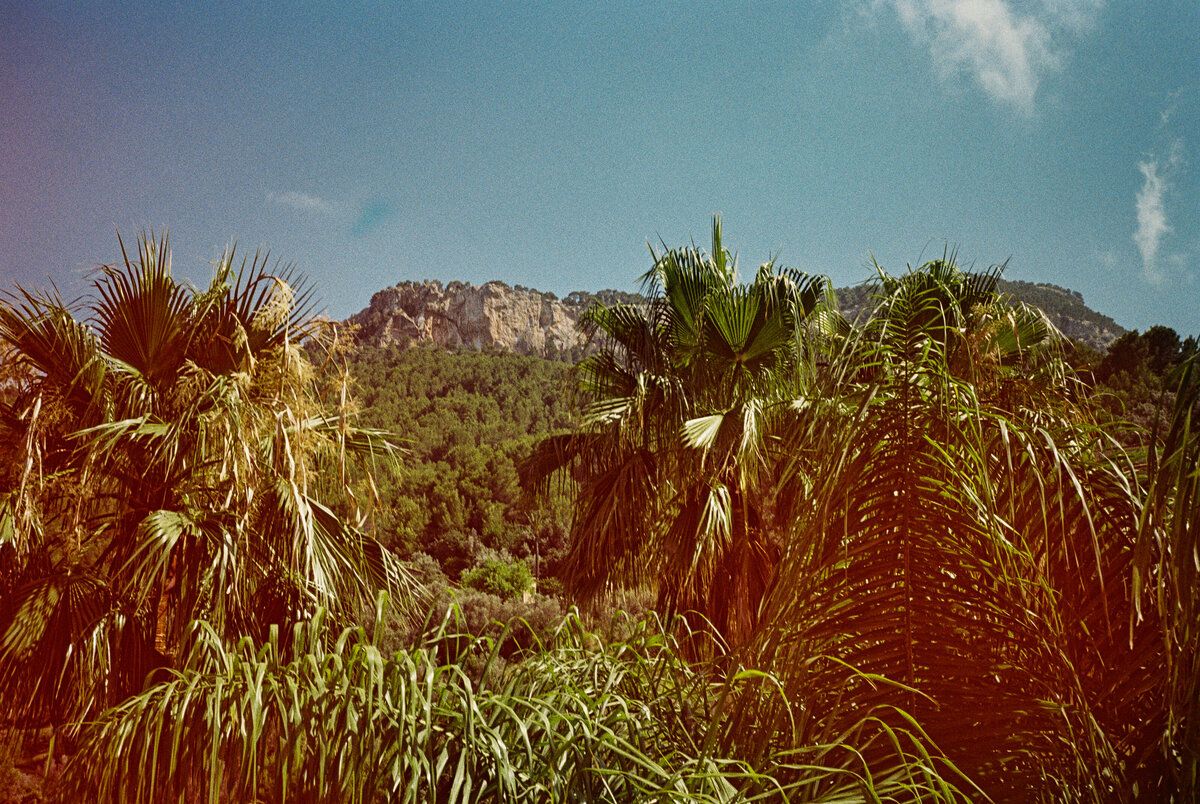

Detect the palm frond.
[{"left": 1133, "top": 348, "right": 1200, "bottom": 797}]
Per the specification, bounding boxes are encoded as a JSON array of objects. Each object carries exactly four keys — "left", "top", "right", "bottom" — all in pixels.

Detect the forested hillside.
[
  {"left": 347, "top": 343, "right": 573, "bottom": 582},
  {"left": 344, "top": 290, "right": 1193, "bottom": 590}
]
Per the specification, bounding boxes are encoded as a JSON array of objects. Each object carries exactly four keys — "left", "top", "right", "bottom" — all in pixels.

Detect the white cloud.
[
  {"left": 1159, "top": 87, "right": 1183, "bottom": 126},
  {"left": 873, "top": 0, "right": 1102, "bottom": 114},
  {"left": 1037, "top": 0, "right": 1103, "bottom": 34},
  {"left": 266, "top": 190, "right": 344, "bottom": 215},
  {"left": 1134, "top": 160, "right": 1170, "bottom": 284},
  {"left": 1133, "top": 138, "right": 1184, "bottom": 285}
]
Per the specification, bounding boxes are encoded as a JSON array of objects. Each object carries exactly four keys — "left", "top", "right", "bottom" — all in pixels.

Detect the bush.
[
  {"left": 414, "top": 588, "right": 565, "bottom": 662},
  {"left": 460, "top": 553, "right": 533, "bottom": 600},
  {"left": 406, "top": 551, "right": 449, "bottom": 587}
]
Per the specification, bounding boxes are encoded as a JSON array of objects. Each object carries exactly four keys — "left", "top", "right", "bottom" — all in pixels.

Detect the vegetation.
[
  {"left": 344, "top": 342, "right": 573, "bottom": 580},
  {"left": 0, "top": 235, "right": 415, "bottom": 793},
  {"left": 734, "top": 260, "right": 1163, "bottom": 799},
  {"left": 524, "top": 229, "right": 1197, "bottom": 800},
  {"left": 460, "top": 554, "right": 534, "bottom": 600},
  {"left": 0, "top": 225, "right": 1196, "bottom": 802},
  {"left": 523, "top": 218, "right": 838, "bottom": 647},
  {"left": 1088, "top": 326, "right": 1198, "bottom": 446},
  {"left": 56, "top": 602, "right": 977, "bottom": 803},
  {"left": 1133, "top": 348, "right": 1200, "bottom": 797}
]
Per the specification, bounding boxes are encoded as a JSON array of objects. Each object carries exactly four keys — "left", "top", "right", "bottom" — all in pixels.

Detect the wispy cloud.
[
  {"left": 1134, "top": 161, "right": 1170, "bottom": 284},
  {"left": 870, "top": 0, "right": 1102, "bottom": 114},
  {"left": 266, "top": 190, "right": 345, "bottom": 216},
  {"left": 1133, "top": 137, "right": 1184, "bottom": 285},
  {"left": 267, "top": 191, "right": 395, "bottom": 238},
  {"left": 1160, "top": 86, "right": 1183, "bottom": 127}
]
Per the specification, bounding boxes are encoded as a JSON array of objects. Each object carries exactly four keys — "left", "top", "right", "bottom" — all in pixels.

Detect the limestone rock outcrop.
[
  {"left": 346, "top": 280, "right": 590, "bottom": 359},
  {"left": 345, "top": 277, "right": 1123, "bottom": 360}
]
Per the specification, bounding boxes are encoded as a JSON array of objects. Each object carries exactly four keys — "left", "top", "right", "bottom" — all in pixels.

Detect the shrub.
[{"left": 459, "top": 553, "right": 532, "bottom": 600}]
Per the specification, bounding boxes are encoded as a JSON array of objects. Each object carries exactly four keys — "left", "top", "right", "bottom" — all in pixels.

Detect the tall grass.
[{"left": 59, "top": 598, "right": 974, "bottom": 803}]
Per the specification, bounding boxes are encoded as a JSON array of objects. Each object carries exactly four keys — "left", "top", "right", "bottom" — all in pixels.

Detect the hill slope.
[{"left": 834, "top": 279, "right": 1124, "bottom": 351}]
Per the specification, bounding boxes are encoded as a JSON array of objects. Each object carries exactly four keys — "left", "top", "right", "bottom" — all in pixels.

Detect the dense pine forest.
[
  {"left": 346, "top": 343, "right": 572, "bottom": 574},
  {"left": 1, "top": 227, "right": 1197, "bottom": 802}
]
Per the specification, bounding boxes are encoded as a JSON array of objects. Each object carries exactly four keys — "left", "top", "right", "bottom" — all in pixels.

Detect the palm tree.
[
  {"left": 1134, "top": 347, "right": 1200, "bottom": 799},
  {"left": 523, "top": 217, "right": 836, "bottom": 646},
  {"left": 0, "top": 233, "right": 415, "bottom": 733},
  {"left": 729, "top": 257, "right": 1165, "bottom": 800}
]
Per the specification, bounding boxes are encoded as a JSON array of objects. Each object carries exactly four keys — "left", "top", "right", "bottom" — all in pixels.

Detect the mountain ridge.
[{"left": 346, "top": 277, "right": 1125, "bottom": 358}]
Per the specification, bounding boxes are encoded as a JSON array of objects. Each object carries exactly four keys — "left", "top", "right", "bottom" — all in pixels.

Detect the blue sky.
[{"left": 1, "top": 1, "right": 1197, "bottom": 335}]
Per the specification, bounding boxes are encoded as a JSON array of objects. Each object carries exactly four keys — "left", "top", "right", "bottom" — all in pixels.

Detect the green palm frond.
[
  {"left": 0, "top": 566, "right": 124, "bottom": 727},
  {"left": 525, "top": 219, "right": 837, "bottom": 646},
  {"left": 561, "top": 446, "right": 660, "bottom": 601},
  {"left": 218, "top": 247, "right": 320, "bottom": 350},
  {"left": 736, "top": 257, "right": 1157, "bottom": 800},
  {"left": 0, "top": 231, "right": 413, "bottom": 734},
  {"left": 987, "top": 300, "right": 1056, "bottom": 359},
  {"left": 682, "top": 413, "right": 726, "bottom": 452},
  {"left": 90, "top": 233, "right": 194, "bottom": 390},
  {"left": 1133, "top": 348, "right": 1200, "bottom": 797},
  {"left": 0, "top": 286, "right": 109, "bottom": 423}
]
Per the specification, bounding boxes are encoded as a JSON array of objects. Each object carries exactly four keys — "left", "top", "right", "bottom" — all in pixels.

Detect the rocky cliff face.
[
  {"left": 347, "top": 280, "right": 590, "bottom": 358},
  {"left": 347, "top": 277, "right": 1125, "bottom": 360}
]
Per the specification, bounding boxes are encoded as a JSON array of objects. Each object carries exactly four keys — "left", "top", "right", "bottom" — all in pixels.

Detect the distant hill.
[
  {"left": 831, "top": 279, "right": 1123, "bottom": 352},
  {"left": 995, "top": 280, "right": 1124, "bottom": 350},
  {"left": 347, "top": 276, "right": 1125, "bottom": 357}
]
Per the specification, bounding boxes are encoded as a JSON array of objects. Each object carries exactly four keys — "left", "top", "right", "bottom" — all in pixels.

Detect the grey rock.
[{"left": 347, "top": 280, "right": 591, "bottom": 358}]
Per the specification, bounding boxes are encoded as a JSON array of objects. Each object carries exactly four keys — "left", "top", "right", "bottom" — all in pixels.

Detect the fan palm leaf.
[
  {"left": 523, "top": 218, "right": 831, "bottom": 647},
  {"left": 0, "top": 232, "right": 415, "bottom": 736}
]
